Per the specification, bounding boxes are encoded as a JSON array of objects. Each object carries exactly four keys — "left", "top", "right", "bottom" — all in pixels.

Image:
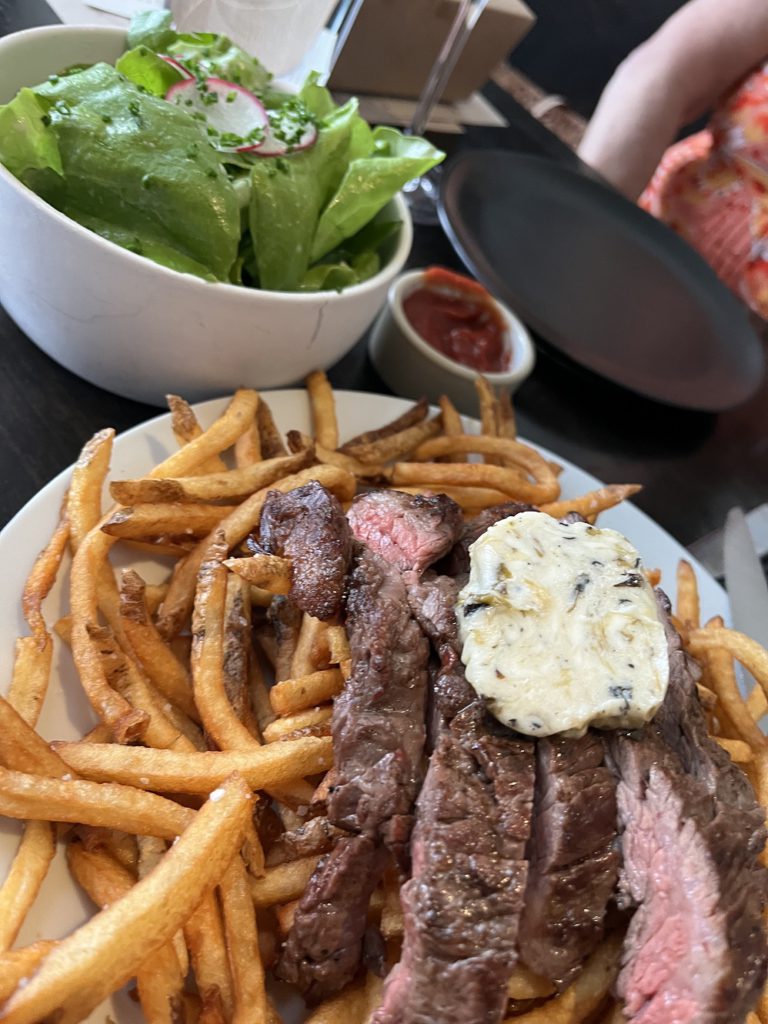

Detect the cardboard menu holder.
[{"left": 328, "top": 0, "right": 535, "bottom": 103}]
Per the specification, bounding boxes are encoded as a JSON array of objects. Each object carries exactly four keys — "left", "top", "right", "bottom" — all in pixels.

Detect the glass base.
[{"left": 403, "top": 167, "right": 443, "bottom": 226}]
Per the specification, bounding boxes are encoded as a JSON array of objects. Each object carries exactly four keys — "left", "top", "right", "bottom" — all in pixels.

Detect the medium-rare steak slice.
[
  {"left": 258, "top": 480, "right": 352, "bottom": 621},
  {"left": 373, "top": 704, "right": 535, "bottom": 1024},
  {"left": 347, "top": 490, "right": 462, "bottom": 576},
  {"left": 328, "top": 545, "right": 429, "bottom": 850},
  {"left": 518, "top": 733, "right": 620, "bottom": 987},
  {"left": 606, "top": 598, "right": 767, "bottom": 1024},
  {"left": 276, "top": 835, "right": 387, "bottom": 1004}
]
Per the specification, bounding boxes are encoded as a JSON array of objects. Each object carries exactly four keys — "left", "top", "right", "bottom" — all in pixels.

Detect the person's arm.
[{"left": 578, "top": 0, "right": 768, "bottom": 200}]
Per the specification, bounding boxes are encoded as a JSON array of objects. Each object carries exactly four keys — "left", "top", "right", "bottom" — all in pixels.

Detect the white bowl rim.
[
  {"left": 387, "top": 268, "right": 536, "bottom": 384},
  {"left": 0, "top": 23, "right": 414, "bottom": 303}
]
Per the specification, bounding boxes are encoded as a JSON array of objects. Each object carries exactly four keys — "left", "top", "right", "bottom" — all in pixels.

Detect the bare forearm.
[{"left": 579, "top": 0, "right": 768, "bottom": 199}]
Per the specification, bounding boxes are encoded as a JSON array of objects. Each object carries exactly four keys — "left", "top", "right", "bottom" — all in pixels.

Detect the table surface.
[{"left": 1, "top": 1, "right": 766, "bottom": 561}]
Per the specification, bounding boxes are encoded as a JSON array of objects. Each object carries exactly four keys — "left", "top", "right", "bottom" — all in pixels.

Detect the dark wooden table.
[{"left": 1, "top": 0, "right": 767, "bottom": 557}]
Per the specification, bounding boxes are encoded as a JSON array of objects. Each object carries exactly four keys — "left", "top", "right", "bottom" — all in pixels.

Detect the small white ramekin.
[{"left": 368, "top": 268, "right": 535, "bottom": 413}]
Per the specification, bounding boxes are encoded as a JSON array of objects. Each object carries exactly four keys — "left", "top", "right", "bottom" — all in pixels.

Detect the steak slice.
[
  {"left": 258, "top": 480, "right": 352, "bottom": 621},
  {"left": 347, "top": 490, "right": 462, "bottom": 575},
  {"left": 328, "top": 545, "right": 429, "bottom": 851},
  {"left": 605, "top": 598, "right": 768, "bottom": 1024},
  {"left": 517, "top": 733, "right": 620, "bottom": 987},
  {"left": 373, "top": 704, "right": 535, "bottom": 1024},
  {"left": 439, "top": 501, "right": 534, "bottom": 578},
  {"left": 276, "top": 835, "right": 387, "bottom": 1004}
]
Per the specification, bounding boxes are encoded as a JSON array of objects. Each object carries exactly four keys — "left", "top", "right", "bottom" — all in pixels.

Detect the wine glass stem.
[{"left": 409, "top": 0, "right": 491, "bottom": 136}]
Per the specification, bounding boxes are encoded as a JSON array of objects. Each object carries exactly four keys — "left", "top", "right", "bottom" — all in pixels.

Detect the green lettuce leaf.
[
  {"left": 248, "top": 98, "right": 361, "bottom": 291},
  {"left": 26, "top": 63, "right": 239, "bottom": 279},
  {"left": 167, "top": 33, "right": 272, "bottom": 94},
  {"left": 311, "top": 126, "right": 443, "bottom": 261},
  {"left": 0, "top": 88, "right": 62, "bottom": 178},
  {"left": 127, "top": 9, "right": 176, "bottom": 52},
  {"left": 116, "top": 46, "right": 184, "bottom": 97}
]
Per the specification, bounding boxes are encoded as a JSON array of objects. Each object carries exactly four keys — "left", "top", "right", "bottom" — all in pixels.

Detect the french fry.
[
  {"left": 0, "top": 821, "right": 55, "bottom": 952},
  {"left": 0, "top": 695, "right": 72, "bottom": 777},
  {"left": 504, "top": 933, "right": 622, "bottom": 1023},
  {"left": 220, "top": 854, "right": 269, "bottom": 1024},
  {"left": 306, "top": 370, "right": 339, "bottom": 451},
  {"left": 700, "top": 616, "right": 766, "bottom": 749},
  {"left": 538, "top": 484, "right": 642, "bottom": 521},
  {"left": 507, "top": 965, "right": 557, "bottom": 1000},
  {"left": 262, "top": 706, "right": 333, "bottom": 742},
  {"left": 67, "top": 842, "right": 185, "bottom": 1024},
  {"left": 119, "top": 569, "right": 199, "bottom": 723},
  {"left": 67, "top": 428, "right": 114, "bottom": 552},
  {"left": 0, "top": 774, "right": 252, "bottom": 1024},
  {"left": 286, "top": 430, "right": 387, "bottom": 480},
  {"left": 52, "top": 735, "right": 333, "bottom": 794},
  {"left": 393, "top": 460, "right": 557, "bottom": 505},
  {"left": 226, "top": 553, "right": 293, "bottom": 595},
  {"left": 748, "top": 685, "right": 768, "bottom": 722},
  {"left": 0, "top": 942, "right": 57, "bottom": 1003},
  {"left": 339, "top": 397, "right": 428, "bottom": 453},
  {"left": 6, "top": 637, "right": 54, "bottom": 734},
  {"left": 688, "top": 629, "right": 768, "bottom": 708},
  {"left": 76, "top": 827, "right": 139, "bottom": 875},
  {"left": 223, "top": 573, "right": 257, "bottom": 733},
  {"left": 136, "top": 835, "right": 189, "bottom": 977},
  {"left": 325, "top": 625, "right": 350, "bottom": 666},
  {"left": 22, "top": 496, "right": 70, "bottom": 649},
  {"left": 235, "top": 404, "right": 262, "bottom": 467},
  {"left": 0, "top": 766, "right": 195, "bottom": 837},
  {"left": 270, "top": 669, "right": 344, "bottom": 716},
  {"left": 184, "top": 890, "right": 234, "bottom": 1021},
  {"left": 257, "top": 398, "right": 288, "bottom": 459},
  {"left": 476, "top": 377, "right": 501, "bottom": 466},
  {"left": 270, "top": 596, "right": 303, "bottom": 683},
  {"left": 250, "top": 854, "right": 321, "bottom": 908},
  {"left": 412, "top": 435, "right": 560, "bottom": 498},
  {"left": 167, "top": 393, "right": 228, "bottom": 474},
  {"left": 192, "top": 532, "right": 258, "bottom": 750},
  {"left": 86, "top": 623, "right": 196, "bottom": 753},
  {"left": 342, "top": 415, "right": 442, "bottom": 465},
  {"left": 497, "top": 388, "right": 517, "bottom": 440},
  {"left": 438, "top": 395, "right": 466, "bottom": 460},
  {"left": 102, "top": 502, "right": 236, "bottom": 540},
  {"left": 714, "top": 737, "right": 753, "bottom": 763},
  {"left": 676, "top": 560, "right": 700, "bottom": 631},
  {"left": 304, "top": 978, "right": 370, "bottom": 1024},
  {"left": 156, "top": 464, "right": 355, "bottom": 639},
  {"left": 394, "top": 484, "right": 511, "bottom": 511},
  {"left": 110, "top": 451, "right": 313, "bottom": 506},
  {"left": 290, "top": 614, "right": 330, "bottom": 678}
]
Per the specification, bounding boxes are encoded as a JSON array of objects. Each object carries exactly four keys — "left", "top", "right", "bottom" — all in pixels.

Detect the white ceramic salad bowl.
[{"left": 0, "top": 25, "right": 414, "bottom": 407}]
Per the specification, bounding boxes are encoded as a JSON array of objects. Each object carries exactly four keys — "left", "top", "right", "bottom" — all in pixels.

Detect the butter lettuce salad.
[{"left": 0, "top": 10, "right": 443, "bottom": 291}]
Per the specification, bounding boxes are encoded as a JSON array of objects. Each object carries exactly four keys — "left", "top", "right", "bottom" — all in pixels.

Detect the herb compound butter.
[{"left": 457, "top": 511, "right": 669, "bottom": 738}]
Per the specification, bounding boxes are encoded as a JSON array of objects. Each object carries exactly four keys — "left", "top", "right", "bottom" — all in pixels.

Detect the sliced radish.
[
  {"left": 165, "top": 77, "right": 268, "bottom": 153},
  {"left": 159, "top": 55, "right": 194, "bottom": 79},
  {"left": 254, "top": 121, "right": 318, "bottom": 157}
]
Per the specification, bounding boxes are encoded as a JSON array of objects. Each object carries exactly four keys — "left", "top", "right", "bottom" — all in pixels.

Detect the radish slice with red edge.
[
  {"left": 165, "top": 77, "right": 268, "bottom": 153},
  {"left": 159, "top": 55, "right": 194, "bottom": 80},
  {"left": 253, "top": 101, "right": 318, "bottom": 157}
]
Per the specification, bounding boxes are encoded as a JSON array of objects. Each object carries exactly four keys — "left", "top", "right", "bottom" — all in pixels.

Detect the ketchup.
[{"left": 402, "top": 267, "right": 509, "bottom": 373}]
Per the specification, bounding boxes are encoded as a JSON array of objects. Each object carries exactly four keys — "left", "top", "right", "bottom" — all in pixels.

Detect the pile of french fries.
[{"left": 0, "top": 373, "right": 766, "bottom": 1024}]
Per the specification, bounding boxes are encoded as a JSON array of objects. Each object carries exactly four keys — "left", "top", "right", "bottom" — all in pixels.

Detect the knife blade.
[{"left": 723, "top": 507, "right": 768, "bottom": 649}]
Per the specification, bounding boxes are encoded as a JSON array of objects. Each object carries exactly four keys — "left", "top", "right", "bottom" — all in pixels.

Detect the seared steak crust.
[
  {"left": 347, "top": 490, "right": 462, "bottom": 576},
  {"left": 373, "top": 705, "right": 534, "bottom": 1024},
  {"left": 518, "top": 733, "right": 620, "bottom": 987},
  {"left": 276, "top": 836, "right": 387, "bottom": 1004},
  {"left": 328, "top": 545, "right": 429, "bottom": 850},
  {"left": 606, "top": 596, "right": 768, "bottom": 1024},
  {"left": 439, "top": 501, "right": 534, "bottom": 578},
  {"left": 258, "top": 481, "right": 352, "bottom": 621}
]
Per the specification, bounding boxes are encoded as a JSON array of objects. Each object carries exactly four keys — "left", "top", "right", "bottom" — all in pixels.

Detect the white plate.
[{"left": 0, "top": 389, "right": 729, "bottom": 1023}]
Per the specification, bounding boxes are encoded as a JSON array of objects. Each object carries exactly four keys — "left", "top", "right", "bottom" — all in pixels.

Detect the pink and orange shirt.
[{"left": 641, "top": 60, "right": 768, "bottom": 319}]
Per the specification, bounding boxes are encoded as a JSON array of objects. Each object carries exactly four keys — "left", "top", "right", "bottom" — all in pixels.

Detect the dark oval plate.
[{"left": 438, "top": 150, "right": 764, "bottom": 411}]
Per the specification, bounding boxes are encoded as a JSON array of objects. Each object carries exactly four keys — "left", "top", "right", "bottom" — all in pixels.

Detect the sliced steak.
[
  {"left": 328, "top": 545, "right": 429, "bottom": 851},
  {"left": 373, "top": 704, "right": 535, "bottom": 1024},
  {"left": 347, "top": 490, "right": 462, "bottom": 575},
  {"left": 258, "top": 481, "right": 352, "bottom": 621},
  {"left": 265, "top": 817, "right": 343, "bottom": 868},
  {"left": 605, "top": 598, "right": 768, "bottom": 1024},
  {"left": 439, "top": 501, "right": 534, "bottom": 578},
  {"left": 276, "top": 835, "right": 387, "bottom": 1004},
  {"left": 517, "top": 733, "right": 620, "bottom": 987}
]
